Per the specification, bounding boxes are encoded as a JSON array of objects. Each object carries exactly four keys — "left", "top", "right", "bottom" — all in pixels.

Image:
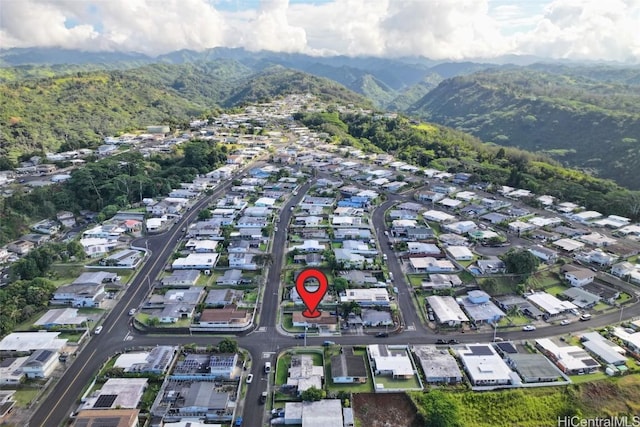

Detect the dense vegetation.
[
  {"left": 295, "top": 111, "right": 640, "bottom": 220},
  {"left": 0, "top": 62, "right": 367, "bottom": 160},
  {"left": 409, "top": 375, "right": 640, "bottom": 426},
  {"left": 0, "top": 141, "right": 226, "bottom": 245},
  {"left": 409, "top": 68, "right": 640, "bottom": 189}
]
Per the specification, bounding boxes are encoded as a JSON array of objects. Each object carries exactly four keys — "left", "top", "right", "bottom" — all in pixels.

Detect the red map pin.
[{"left": 296, "top": 268, "right": 329, "bottom": 318}]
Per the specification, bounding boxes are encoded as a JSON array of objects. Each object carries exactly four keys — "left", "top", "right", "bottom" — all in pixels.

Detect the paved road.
[
  {"left": 30, "top": 165, "right": 640, "bottom": 427},
  {"left": 29, "top": 162, "right": 260, "bottom": 427}
]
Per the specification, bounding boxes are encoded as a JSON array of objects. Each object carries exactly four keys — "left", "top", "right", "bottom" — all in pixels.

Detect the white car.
[
  {"left": 522, "top": 325, "right": 536, "bottom": 331},
  {"left": 560, "top": 319, "right": 571, "bottom": 326},
  {"left": 94, "top": 326, "right": 103, "bottom": 335},
  {"left": 128, "top": 308, "right": 136, "bottom": 316},
  {"left": 246, "top": 374, "right": 253, "bottom": 384}
]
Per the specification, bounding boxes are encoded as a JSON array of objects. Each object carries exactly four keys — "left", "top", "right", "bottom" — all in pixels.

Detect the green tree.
[
  {"left": 218, "top": 338, "right": 238, "bottom": 354},
  {"left": 333, "top": 277, "right": 348, "bottom": 294},
  {"left": 502, "top": 249, "right": 540, "bottom": 275},
  {"left": 417, "top": 390, "right": 461, "bottom": 427},
  {"left": 300, "top": 386, "right": 323, "bottom": 402},
  {"left": 66, "top": 241, "right": 86, "bottom": 259},
  {"left": 198, "top": 208, "right": 212, "bottom": 220}
]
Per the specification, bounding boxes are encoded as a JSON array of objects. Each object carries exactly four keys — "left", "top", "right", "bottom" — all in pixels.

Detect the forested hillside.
[
  {"left": 0, "top": 142, "right": 225, "bottom": 245},
  {"left": 294, "top": 111, "right": 640, "bottom": 220},
  {"left": 409, "top": 68, "right": 640, "bottom": 189},
  {"left": 0, "top": 62, "right": 367, "bottom": 161}
]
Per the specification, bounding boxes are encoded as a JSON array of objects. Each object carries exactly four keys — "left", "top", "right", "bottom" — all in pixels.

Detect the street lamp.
[
  {"left": 304, "top": 325, "right": 308, "bottom": 348},
  {"left": 619, "top": 305, "right": 624, "bottom": 324}
]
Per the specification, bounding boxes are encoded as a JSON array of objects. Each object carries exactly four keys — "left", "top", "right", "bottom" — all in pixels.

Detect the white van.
[{"left": 264, "top": 362, "right": 272, "bottom": 374}]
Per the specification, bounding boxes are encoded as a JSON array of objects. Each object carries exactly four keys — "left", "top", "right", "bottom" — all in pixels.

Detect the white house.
[
  {"left": 446, "top": 246, "right": 474, "bottom": 261},
  {"left": 21, "top": 349, "right": 59, "bottom": 379},
  {"left": 172, "top": 253, "right": 219, "bottom": 270},
  {"left": 228, "top": 253, "right": 258, "bottom": 270},
  {"left": 528, "top": 245, "right": 558, "bottom": 264},
  {"left": 563, "top": 267, "right": 595, "bottom": 287}
]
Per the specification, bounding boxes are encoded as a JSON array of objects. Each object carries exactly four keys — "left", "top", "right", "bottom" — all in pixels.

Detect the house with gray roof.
[{"left": 412, "top": 345, "right": 463, "bottom": 384}]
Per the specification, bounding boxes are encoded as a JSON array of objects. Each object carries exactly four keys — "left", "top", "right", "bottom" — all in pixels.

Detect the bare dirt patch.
[{"left": 352, "top": 392, "right": 421, "bottom": 427}]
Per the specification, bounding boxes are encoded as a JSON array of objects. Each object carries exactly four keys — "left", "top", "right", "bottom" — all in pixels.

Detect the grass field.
[{"left": 12, "top": 389, "right": 39, "bottom": 407}]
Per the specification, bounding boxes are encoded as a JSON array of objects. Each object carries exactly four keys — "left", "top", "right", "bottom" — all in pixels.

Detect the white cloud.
[
  {"left": 515, "top": 0, "right": 640, "bottom": 62},
  {"left": 0, "top": 0, "right": 638, "bottom": 62}
]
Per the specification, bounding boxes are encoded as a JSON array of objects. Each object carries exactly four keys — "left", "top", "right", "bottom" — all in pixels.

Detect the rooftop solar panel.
[
  {"left": 93, "top": 394, "right": 117, "bottom": 408},
  {"left": 468, "top": 345, "right": 494, "bottom": 356}
]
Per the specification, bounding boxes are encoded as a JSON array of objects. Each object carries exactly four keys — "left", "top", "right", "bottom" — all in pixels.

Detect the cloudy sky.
[{"left": 1, "top": 0, "right": 639, "bottom": 62}]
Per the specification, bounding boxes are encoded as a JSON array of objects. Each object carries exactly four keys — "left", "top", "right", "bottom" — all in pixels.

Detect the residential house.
[
  {"left": 476, "top": 258, "right": 506, "bottom": 275},
  {"left": 562, "top": 265, "right": 595, "bottom": 287},
  {"left": 56, "top": 211, "right": 76, "bottom": 228},
  {"left": 79, "top": 237, "right": 116, "bottom": 258},
  {"left": 367, "top": 345, "right": 414, "bottom": 379},
  {"left": 7, "top": 240, "right": 34, "bottom": 255},
  {"left": 426, "top": 296, "right": 469, "bottom": 326},
  {"left": 204, "top": 289, "right": 244, "bottom": 307},
  {"left": 228, "top": 253, "right": 258, "bottom": 270},
  {"left": 334, "top": 249, "right": 367, "bottom": 269},
  {"left": 287, "top": 355, "right": 324, "bottom": 394},
  {"left": 611, "top": 261, "right": 635, "bottom": 278},
  {"left": 195, "top": 306, "right": 251, "bottom": 330},
  {"left": 162, "top": 270, "right": 201, "bottom": 288},
  {"left": 455, "top": 344, "right": 513, "bottom": 386},
  {"left": 409, "top": 257, "right": 456, "bottom": 273},
  {"left": 291, "top": 311, "right": 338, "bottom": 332},
  {"left": 172, "top": 253, "right": 219, "bottom": 270},
  {"left": 340, "top": 289, "right": 390, "bottom": 307},
  {"left": 216, "top": 269, "right": 245, "bottom": 286},
  {"left": 100, "top": 249, "right": 143, "bottom": 268},
  {"left": 31, "top": 219, "right": 60, "bottom": 235},
  {"left": 361, "top": 309, "right": 393, "bottom": 327},
  {"left": 331, "top": 351, "right": 368, "bottom": 384},
  {"left": 535, "top": 338, "right": 600, "bottom": 375},
  {"left": 52, "top": 272, "right": 117, "bottom": 307},
  {"left": 412, "top": 346, "right": 463, "bottom": 384},
  {"left": 21, "top": 349, "right": 58, "bottom": 378},
  {"left": 528, "top": 245, "right": 559, "bottom": 264}
]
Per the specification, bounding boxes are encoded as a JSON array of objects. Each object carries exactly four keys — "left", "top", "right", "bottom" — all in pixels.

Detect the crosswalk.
[{"left": 257, "top": 327, "right": 268, "bottom": 332}]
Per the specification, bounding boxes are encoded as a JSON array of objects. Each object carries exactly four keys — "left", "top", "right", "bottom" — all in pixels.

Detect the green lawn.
[
  {"left": 592, "top": 302, "right": 610, "bottom": 312},
  {"left": 12, "top": 389, "right": 39, "bottom": 407},
  {"left": 618, "top": 292, "right": 632, "bottom": 304},
  {"left": 498, "top": 314, "right": 531, "bottom": 327},
  {"left": 244, "top": 291, "right": 258, "bottom": 303},
  {"left": 281, "top": 313, "right": 305, "bottom": 332},
  {"left": 569, "top": 371, "right": 608, "bottom": 384},
  {"left": 331, "top": 242, "right": 343, "bottom": 249},
  {"left": 407, "top": 274, "right": 428, "bottom": 287},
  {"left": 374, "top": 375, "right": 421, "bottom": 390},
  {"left": 58, "top": 331, "right": 85, "bottom": 342},
  {"left": 544, "top": 284, "right": 569, "bottom": 296}
]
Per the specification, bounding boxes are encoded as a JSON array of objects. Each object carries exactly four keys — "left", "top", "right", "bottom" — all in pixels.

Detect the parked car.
[
  {"left": 448, "top": 339, "right": 460, "bottom": 344},
  {"left": 323, "top": 341, "right": 336, "bottom": 346},
  {"left": 234, "top": 417, "right": 243, "bottom": 426},
  {"left": 435, "top": 339, "right": 447, "bottom": 345},
  {"left": 246, "top": 374, "right": 253, "bottom": 384},
  {"left": 128, "top": 308, "right": 136, "bottom": 316},
  {"left": 375, "top": 332, "right": 389, "bottom": 338},
  {"left": 294, "top": 333, "right": 305, "bottom": 339},
  {"left": 259, "top": 391, "right": 268, "bottom": 404},
  {"left": 522, "top": 325, "right": 536, "bottom": 331},
  {"left": 560, "top": 319, "right": 571, "bottom": 325},
  {"left": 580, "top": 313, "right": 592, "bottom": 321},
  {"left": 94, "top": 326, "right": 103, "bottom": 335}
]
